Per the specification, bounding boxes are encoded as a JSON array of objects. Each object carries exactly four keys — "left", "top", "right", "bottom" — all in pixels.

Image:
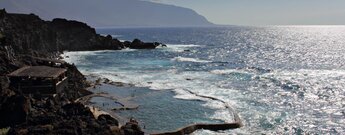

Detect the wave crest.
[{"left": 172, "top": 56, "right": 211, "bottom": 63}]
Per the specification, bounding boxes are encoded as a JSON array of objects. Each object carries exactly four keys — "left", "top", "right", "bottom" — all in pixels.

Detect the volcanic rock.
[{"left": 129, "top": 39, "right": 159, "bottom": 49}]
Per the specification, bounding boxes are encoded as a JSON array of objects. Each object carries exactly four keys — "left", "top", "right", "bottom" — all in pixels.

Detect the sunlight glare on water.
[{"left": 64, "top": 26, "right": 345, "bottom": 134}]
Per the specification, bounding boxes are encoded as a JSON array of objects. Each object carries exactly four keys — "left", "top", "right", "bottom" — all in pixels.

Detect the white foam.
[
  {"left": 210, "top": 69, "right": 240, "bottom": 75},
  {"left": 111, "top": 34, "right": 123, "bottom": 38},
  {"left": 191, "top": 130, "right": 229, "bottom": 135},
  {"left": 173, "top": 89, "right": 206, "bottom": 101},
  {"left": 99, "top": 34, "right": 123, "bottom": 39},
  {"left": 119, "top": 48, "right": 137, "bottom": 52},
  {"left": 61, "top": 50, "right": 117, "bottom": 65},
  {"left": 163, "top": 44, "right": 204, "bottom": 52},
  {"left": 63, "top": 51, "right": 246, "bottom": 127},
  {"left": 172, "top": 56, "right": 211, "bottom": 63},
  {"left": 167, "top": 44, "right": 203, "bottom": 48}
]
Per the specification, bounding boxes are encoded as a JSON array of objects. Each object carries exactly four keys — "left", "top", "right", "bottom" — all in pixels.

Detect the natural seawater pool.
[
  {"left": 64, "top": 26, "right": 345, "bottom": 134},
  {"left": 88, "top": 83, "right": 225, "bottom": 133}
]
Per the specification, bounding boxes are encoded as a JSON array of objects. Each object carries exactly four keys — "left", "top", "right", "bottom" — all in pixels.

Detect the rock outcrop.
[
  {"left": 8, "top": 102, "right": 116, "bottom": 135},
  {"left": 0, "top": 9, "right": 147, "bottom": 135},
  {"left": 0, "top": 9, "right": 161, "bottom": 56},
  {"left": 0, "top": 9, "right": 120, "bottom": 53},
  {"left": 0, "top": 94, "right": 30, "bottom": 128},
  {"left": 121, "top": 118, "right": 144, "bottom": 135},
  {"left": 50, "top": 18, "right": 123, "bottom": 51},
  {"left": 129, "top": 39, "right": 160, "bottom": 49}
]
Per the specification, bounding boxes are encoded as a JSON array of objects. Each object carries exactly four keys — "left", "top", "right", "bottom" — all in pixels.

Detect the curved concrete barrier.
[
  {"left": 151, "top": 123, "right": 241, "bottom": 135},
  {"left": 151, "top": 89, "right": 243, "bottom": 135}
]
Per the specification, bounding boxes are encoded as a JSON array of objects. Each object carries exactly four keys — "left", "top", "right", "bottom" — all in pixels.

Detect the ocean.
[{"left": 63, "top": 26, "right": 345, "bottom": 134}]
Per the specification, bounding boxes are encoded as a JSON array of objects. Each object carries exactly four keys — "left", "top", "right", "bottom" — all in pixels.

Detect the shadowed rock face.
[
  {"left": 0, "top": 9, "right": 123, "bottom": 54},
  {"left": 8, "top": 102, "right": 116, "bottom": 135},
  {"left": 0, "top": 9, "right": 160, "bottom": 74},
  {"left": 0, "top": 94, "right": 30, "bottom": 128},
  {"left": 98, "top": 114, "right": 119, "bottom": 127},
  {"left": 50, "top": 18, "right": 123, "bottom": 51},
  {"left": 0, "top": 9, "right": 161, "bottom": 55}
]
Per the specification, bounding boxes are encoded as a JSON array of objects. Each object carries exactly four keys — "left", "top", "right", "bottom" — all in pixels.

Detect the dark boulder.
[
  {"left": 129, "top": 39, "right": 158, "bottom": 49},
  {"left": 123, "top": 41, "right": 131, "bottom": 48},
  {"left": 121, "top": 118, "right": 144, "bottom": 135},
  {"left": 97, "top": 114, "right": 119, "bottom": 126},
  {"left": 61, "top": 103, "right": 93, "bottom": 117},
  {"left": 0, "top": 95, "right": 30, "bottom": 128}
]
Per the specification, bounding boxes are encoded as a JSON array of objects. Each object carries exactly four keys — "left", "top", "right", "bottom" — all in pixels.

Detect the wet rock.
[
  {"left": 129, "top": 39, "right": 159, "bottom": 49},
  {"left": 123, "top": 41, "right": 131, "bottom": 48},
  {"left": 110, "top": 126, "right": 122, "bottom": 134},
  {"left": 103, "top": 78, "right": 111, "bottom": 84},
  {"left": 95, "top": 78, "right": 102, "bottom": 85},
  {"left": 246, "top": 67, "right": 272, "bottom": 73},
  {"left": 121, "top": 118, "right": 144, "bottom": 135},
  {"left": 97, "top": 114, "right": 119, "bottom": 126},
  {"left": 109, "top": 81, "right": 125, "bottom": 87}
]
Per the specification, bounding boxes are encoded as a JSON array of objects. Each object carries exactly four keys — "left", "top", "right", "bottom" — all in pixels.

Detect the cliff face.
[
  {"left": 0, "top": 9, "right": 125, "bottom": 76},
  {"left": 51, "top": 18, "right": 123, "bottom": 51},
  {"left": 0, "top": 11, "right": 57, "bottom": 53},
  {"left": 0, "top": 9, "right": 122, "bottom": 54}
]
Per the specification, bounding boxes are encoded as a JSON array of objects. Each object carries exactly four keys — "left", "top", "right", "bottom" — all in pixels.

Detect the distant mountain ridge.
[{"left": 0, "top": 0, "right": 214, "bottom": 27}]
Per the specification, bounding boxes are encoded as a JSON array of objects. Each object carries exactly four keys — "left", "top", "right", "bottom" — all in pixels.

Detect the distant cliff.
[{"left": 0, "top": 0, "right": 213, "bottom": 27}]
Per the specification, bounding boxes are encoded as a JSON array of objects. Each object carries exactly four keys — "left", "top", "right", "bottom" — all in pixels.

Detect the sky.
[{"left": 148, "top": 0, "right": 345, "bottom": 25}]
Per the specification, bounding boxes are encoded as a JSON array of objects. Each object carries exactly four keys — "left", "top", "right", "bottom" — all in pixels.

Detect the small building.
[{"left": 8, "top": 66, "right": 68, "bottom": 95}]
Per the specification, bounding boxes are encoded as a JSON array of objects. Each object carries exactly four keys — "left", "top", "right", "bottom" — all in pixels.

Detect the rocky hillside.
[
  {"left": 0, "top": 9, "right": 122, "bottom": 54},
  {"left": 0, "top": 9, "right": 163, "bottom": 74},
  {"left": 0, "top": 9, "right": 147, "bottom": 135}
]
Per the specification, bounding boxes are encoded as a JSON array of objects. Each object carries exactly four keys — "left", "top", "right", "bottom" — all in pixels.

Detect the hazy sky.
[{"left": 149, "top": 0, "right": 345, "bottom": 25}]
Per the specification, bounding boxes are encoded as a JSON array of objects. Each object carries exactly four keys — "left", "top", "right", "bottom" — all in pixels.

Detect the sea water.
[{"left": 64, "top": 26, "right": 345, "bottom": 134}]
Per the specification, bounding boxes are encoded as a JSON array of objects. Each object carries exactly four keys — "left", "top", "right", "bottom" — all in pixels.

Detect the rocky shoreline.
[
  {"left": 0, "top": 9, "right": 163, "bottom": 135},
  {"left": 82, "top": 76, "right": 243, "bottom": 134},
  {"left": 0, "top": 9, "right": 242, "bottom": 135}
]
